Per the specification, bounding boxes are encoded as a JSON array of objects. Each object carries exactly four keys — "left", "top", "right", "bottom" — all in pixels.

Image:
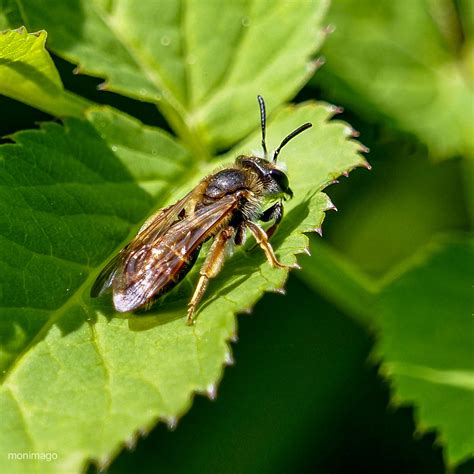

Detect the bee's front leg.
[
  {"left": 260, "top": 200, "right": 283, "bottom": 240},
  {"left": 187, "top": 227, "right": 234, "bottom": 325},
  {"left": 246, "top": 200, "right": 284, "bottom": 253},
  {"left": 246, "top": 221, "right": 300, "bottom": 270}
]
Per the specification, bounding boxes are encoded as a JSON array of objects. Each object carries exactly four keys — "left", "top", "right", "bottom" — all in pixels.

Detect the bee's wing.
[
  {"left": 136, "top": 190, "right": 196, "bottom": 239},
  {"left": 112, "top": 193, "right": 242, "bottom": 312},
  {"left": 90, "top": 190, "right": 194, "bottom": 298},
  {"left": 90, "top": 253, "right": 121, "bottom": 297}
]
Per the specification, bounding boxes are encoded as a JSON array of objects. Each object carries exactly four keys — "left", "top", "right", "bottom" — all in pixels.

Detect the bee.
[{"left": 91, "top": 96, "right": 312, "bottom": 324}]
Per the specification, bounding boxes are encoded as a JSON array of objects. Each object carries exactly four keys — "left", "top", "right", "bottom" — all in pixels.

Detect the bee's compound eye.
[{"left": 269, "top": 169, "right": 290, "bottom": 193}]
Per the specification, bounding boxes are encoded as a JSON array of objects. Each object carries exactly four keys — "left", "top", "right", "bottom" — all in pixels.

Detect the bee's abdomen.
[{"left": 204, "top": 169, "right": 247, "bottom": 199}]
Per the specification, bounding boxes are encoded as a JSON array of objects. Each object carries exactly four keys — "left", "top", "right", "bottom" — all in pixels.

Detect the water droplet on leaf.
[
  {"left": 241, "top": 16, "right": 251, "bottom": 27},
  {"left": 161, "top": 35, "right": 171, "bottom": 46}
]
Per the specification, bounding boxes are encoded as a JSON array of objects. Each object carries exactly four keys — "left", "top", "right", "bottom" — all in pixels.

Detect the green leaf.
[
  {"left": 0, "top": 28, "right": 89, "bottom": 117},
  {"left": 0, "top": 101, "right": 365, "bottom": 472},
  {"left": 459, "top": 0, "right": 474, "bottom": 48},
  {"left": 323, "top": 147, "right": 470, "bottom": 278},
  {"left": 11, "top": 0, "right": 329, "bottom": 153},
  {"left": 300, "top": 236, "right": 474, "bottom": 466},
  {"left": 0, "top": 3, "right": 368, "bottom": 470},
  {"left": 375, "top": 236, "right": 474, "bottom": 466},
  {"left": 315, "top": 0, "right": 474, "bottom": 159},
  {"left": 110, "top": 276, "right": 383, "bottom": 474},
  {"left": 0, "top": 0, "right": 23, "bottom": 32}
]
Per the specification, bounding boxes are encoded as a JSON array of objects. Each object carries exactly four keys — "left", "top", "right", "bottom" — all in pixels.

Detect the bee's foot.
[
  {"left": 186, "top": 308, "right": 196, "bottom": 325},
  {"left": 274, "top": 261, "right": 301, "bottom": 270}
]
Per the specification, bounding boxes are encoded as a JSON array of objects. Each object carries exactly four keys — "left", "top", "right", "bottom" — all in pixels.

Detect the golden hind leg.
[
  {"left": 246, "top": 221, "right": 300, "bottom": 270},
  {"left": 187, "top": 227, "right": 234, "bottom": 325}
]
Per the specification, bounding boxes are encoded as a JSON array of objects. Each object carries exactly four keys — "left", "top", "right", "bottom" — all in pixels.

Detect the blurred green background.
[{"left": 0, "top": 0, "right": 472, "bottom": 472}]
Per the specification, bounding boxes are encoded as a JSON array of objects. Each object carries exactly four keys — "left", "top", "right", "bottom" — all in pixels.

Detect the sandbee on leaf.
[{"left": 91, "top": 96, "right": 312, "bottom": 324}]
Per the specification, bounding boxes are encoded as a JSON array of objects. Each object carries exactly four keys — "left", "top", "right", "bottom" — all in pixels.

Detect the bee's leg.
[
  {"left": 187, "top": 227, "right": 234, "bottom": 325},
  {"left": 260, "top": 200, "right": 283, "bottom": 240},
  {"left": 234, "top": 223, "right": 247, "bottom": 246},
  {"left": 246, "top": 201, "right": 284, "bottom": 252},
  {"left": 246, "top": 221, "right": 299, "bottom": 270}
]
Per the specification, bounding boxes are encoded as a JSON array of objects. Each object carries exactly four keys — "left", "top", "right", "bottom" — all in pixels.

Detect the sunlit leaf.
[
  {"left": 300, "top": 236, "right": 474, "bottom": 466},
  {"left": 375, "top": 237, "right": 474, "bottom": 466},
  {"left": 0, "top": 101, "right": 365, "bottom": 472},
  {"left": 314, "top": 0, "right": 474, "bottom": 159},
  {"left": 0, "top": 1, "right": 372, "bottom": 470},
  {"left": 0, "top": 28, "right": 88, "bottom": 117},
  {"left": 10, "top": 0, "right": 330, "bottom": 152}
]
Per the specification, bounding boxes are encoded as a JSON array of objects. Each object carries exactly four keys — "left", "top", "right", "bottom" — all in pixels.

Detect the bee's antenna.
[
  {"left": 257, "top": 95, "right": 268, "bottom": 159},
  {"left": 272, "top": 122, "right": 312, "bottom": 162}
]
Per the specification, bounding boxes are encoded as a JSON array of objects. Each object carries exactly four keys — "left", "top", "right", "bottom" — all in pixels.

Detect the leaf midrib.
[{"left": 389, "top": 362, "right": 474, "bottom": 391}]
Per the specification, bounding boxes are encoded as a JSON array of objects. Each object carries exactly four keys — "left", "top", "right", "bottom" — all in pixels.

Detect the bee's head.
[
  {"left": 238, "top": 95, "right": 312, "bottom": 199},
  {"left": 268, "top": 167, "right": 293, "bottom": 198},
  {"left": 237, "top": 156, "right": 293, "bottom": 199}
]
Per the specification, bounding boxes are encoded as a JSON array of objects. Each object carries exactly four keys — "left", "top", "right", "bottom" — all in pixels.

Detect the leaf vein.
[
  {"left": 87, "top": 320, "right": 113, "bottom": 420},
  {"left": 4, "top": 386, "right": 37, "bottom": 453}
]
